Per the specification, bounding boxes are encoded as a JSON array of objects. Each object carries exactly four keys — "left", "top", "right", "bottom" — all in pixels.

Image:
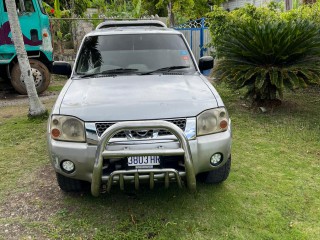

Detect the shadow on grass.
[{"left": 49, "top": 182, "right": 238, "bottom": 239}]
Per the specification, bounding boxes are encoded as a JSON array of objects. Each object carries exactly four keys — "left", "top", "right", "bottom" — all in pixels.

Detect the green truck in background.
[{"left": 0, "top": 0, "right": 53, "bottom": 94}]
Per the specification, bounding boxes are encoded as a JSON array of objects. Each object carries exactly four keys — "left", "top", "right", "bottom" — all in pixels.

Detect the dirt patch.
[
  {"left": 0, "top": 88, "right": 58, "bottom": 108},
  {"left": 0, "top": 76, "right": 70, "bottom": 238},
  {"left": 0, "top": 165, "right": 69, "bottom": 239},
  {"left": 0, "top": 75, "right": 66, "bottom": 108}
]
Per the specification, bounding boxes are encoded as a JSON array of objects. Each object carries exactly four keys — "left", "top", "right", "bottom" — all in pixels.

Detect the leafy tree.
[
  {"left": 140, "top": 0, "right": 167, "bottom": 17},
  {"left": 43, "top": 0, "right": 89, "bottom": 16},
  {"left": 147, "top": 0, "right": 226, "bottom": 25},
  {"left": 105, "top": 0, "right": 135, "bottom": 18},
  {"left": 91, "top": 0, "right": 107, "bottom": 13},
  {"left": 155, "top": 0, "right": 195, "bottom": 26},
  {"left": 72, "top": 0, "right": 90, "bottom": 16},
  {"left": 133, "top": 0, "right": 142, "bottom": 18}
]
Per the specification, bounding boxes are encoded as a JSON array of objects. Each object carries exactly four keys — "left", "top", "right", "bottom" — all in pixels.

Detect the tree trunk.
[
  {"left": 71, "top": 0, "right": 77, "bottom": 51},
  {"left": 285, "top": 0, "right": 292, "bottom": 10},
  {"left": 5, "top": 0, "right": 46, "bottom": 117},
  {"left": 167, "top": 1, "right": 175, "bottom": 27}
]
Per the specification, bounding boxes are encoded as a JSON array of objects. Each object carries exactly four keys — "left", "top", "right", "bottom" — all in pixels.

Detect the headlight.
[
  {"left": 197, "top": 108, "right": 229, "bottom": 136},
  {"left": 50, "top": 115, "right": 85, "bottom": 142}
]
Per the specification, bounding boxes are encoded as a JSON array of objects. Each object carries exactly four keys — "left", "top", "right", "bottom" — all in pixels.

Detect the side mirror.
[
  {"left": 198, "top": 56, "right": 214, "bottom": 72},
  {"left": 52, "top": 61, "right": 72, "bottom": 77}
]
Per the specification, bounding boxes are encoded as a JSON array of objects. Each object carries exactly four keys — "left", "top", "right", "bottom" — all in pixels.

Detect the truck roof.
[
  {"left": 96, "top": 20, "right": 167, "bottom": 29},
  {"left": 86, "top": 20, "right": 180, "bottom": 37},
  {"left": 87, "top": 27, "right": 181, "bottom": 37}
]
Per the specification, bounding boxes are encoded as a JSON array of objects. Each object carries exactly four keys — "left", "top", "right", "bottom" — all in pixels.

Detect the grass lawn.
[{"left": 0, "top": 81, "right": 319, "bottom": 239}]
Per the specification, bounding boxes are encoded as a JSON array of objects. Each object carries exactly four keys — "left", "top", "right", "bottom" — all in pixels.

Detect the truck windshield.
[{"left": 75, "top": 34, "right": 196, "bottom": 75}]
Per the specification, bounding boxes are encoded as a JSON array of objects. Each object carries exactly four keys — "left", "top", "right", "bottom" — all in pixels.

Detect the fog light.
[
  {"left": 210, "top": 153, "right": 223, "bottom": 166},
  {"left": 61, "top": 160, "right": 75, "bottom": 173}
]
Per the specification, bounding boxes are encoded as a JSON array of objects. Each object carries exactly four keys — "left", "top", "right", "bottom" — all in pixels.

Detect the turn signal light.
[
  {"left": 51, "top": 128, "right": 61, "bottom": 138},
  {"left": 220, "top": 120, "right": 228, "bottom": 129}
]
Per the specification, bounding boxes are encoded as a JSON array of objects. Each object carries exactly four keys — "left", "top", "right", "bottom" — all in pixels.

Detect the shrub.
[{"left": 208, "top": 4, "right": 320, "bottom": 105}]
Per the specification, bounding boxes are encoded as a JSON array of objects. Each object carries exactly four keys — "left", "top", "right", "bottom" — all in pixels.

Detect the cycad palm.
[{"left": 214, "top": 19, "right": 320, "bottom": 104}]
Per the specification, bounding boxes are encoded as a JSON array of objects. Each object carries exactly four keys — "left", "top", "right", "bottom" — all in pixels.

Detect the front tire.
[
  {"left": 56, "top": 173, "right": 89, "bottom": 192},
  {"left": 10, "top": 59, "right": 51, "bottom": 95},
  {"left": 197, "top": 156, "right": 231, "bottom": 184}
]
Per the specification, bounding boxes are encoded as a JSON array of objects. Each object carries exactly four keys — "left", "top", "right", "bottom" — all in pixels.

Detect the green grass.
[
  {"left": 0, "top": 117, "right": 48, "bottom": 198},
  {"left": 47, "top": 85, "right": 64, "bottom": 92},
  {"left": 46, "top": 74, "right": 68, "bottom": 92},
  {"left": 0, "top": 84, "right": 319, "bottom": 239}
]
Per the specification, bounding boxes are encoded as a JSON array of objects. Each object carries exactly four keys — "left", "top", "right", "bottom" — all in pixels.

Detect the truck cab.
[{"left": 0, "top": 0, "right": 53, "bottom": 94}]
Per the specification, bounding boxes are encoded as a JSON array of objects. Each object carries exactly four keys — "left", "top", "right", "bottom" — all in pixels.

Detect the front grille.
[
  {"left": 95, "top": 122, "right": 126, "bottom": 138},
  {"left": 95, "top": 119, "right": 186, "bottom": 138}
]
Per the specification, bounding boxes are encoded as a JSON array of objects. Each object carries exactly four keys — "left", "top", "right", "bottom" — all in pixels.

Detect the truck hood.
[{"left": 58, "top": 74, "right": 218, "bottom": 121}]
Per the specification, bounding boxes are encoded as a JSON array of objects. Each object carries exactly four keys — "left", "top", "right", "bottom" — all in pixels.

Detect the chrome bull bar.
[
  {"left": 104, "top": 169, "right": 184, "bottom": 192},
  {"left": 91, "top": 120, "right": 196, "bottom": 196}
]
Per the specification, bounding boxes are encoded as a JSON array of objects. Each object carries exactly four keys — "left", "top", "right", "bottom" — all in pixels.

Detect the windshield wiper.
[
  {"left": 77, "top": 68, "right": 138, "bottom": 78},
  {"left": 77, "top": 73, "right": 104, "bottom": 79},
  {"left": 102, "top": 68, "right": 138, "bottom": 74},
  {"left": 139, "top": 66, "right": 190, "bottom": 75}
]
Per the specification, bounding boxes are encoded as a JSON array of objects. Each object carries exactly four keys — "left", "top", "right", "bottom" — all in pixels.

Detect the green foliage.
[
  {"left": 267, "top": 0, "right": 284, "bottom": 11},
  {"left": 209, "top": 4, "right": 320, "bottom": 103},
  {"left": 140, "top": 0, "right": 167, "bottom": 17},
  {"left": 73, "top": 0, "right": 90, "bottom": 16},
  {"left": 206, "top": 6, "right": 230, "bottom": 52},
  {"left": 90, "top": 0, "right": 107, "bottom": 13},
  {"left": 133, "top": 0, "right": 142, "bottom": 18},
  {"left": 42, "top": 1, "right": 54, "bottom": 15},
  {"left": 155, "top": 0, "right": 195, "bottom": 25},
  {"left": 282, "top": 1, "right": 320, "bottom": 23},
  {"left": 90, "top": 13, "right": 103, "bottom": 28},
  {"left": 54, "top": 0, "right": 61, "bottom": 18},
  {"left": 43, "top": 0, "right": 89, "bottom": 16}
]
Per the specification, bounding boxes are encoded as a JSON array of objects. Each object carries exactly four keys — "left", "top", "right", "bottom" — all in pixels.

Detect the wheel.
[
  {"left": 56, "top": 173, "right": 89, "bottom": 192},
  {"left": 10, "top": 59, "right": 51, "bottom": 95},
  {"left": 197, "top": 156, "right": 231, "bottom": 184}
]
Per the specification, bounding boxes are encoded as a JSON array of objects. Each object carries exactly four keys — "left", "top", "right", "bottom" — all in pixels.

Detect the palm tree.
[
  {"left": 213, "top": 19, "right": 320, "bottom": 106},
  {"left": 5, "top": 0, "right": 46, "bottom": 117}
]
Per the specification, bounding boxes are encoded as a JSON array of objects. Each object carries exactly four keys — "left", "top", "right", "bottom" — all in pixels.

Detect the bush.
[{"left": 208, "top": 4, "right": 320, "bottom": 104}]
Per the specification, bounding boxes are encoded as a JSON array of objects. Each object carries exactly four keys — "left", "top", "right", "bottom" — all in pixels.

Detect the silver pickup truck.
[{"left": 48, "top": 20, "right": 232, "bottom": 196}]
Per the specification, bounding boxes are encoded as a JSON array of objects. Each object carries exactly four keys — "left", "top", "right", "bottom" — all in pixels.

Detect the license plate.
[{"left": 128, "top": 156, "right": 160, "bottom": 167}]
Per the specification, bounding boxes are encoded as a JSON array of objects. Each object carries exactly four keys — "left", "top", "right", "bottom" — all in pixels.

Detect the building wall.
[{"left": 222, "top": 0, "right": 271, "bottom": 11}]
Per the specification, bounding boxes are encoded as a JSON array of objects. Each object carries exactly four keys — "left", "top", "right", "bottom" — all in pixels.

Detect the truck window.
[
  {"left": 4, "top": 0, "right": 35, "bottom": 13},
  {"left": 25, "top": 0, "right": 35, "bottom": 12}
]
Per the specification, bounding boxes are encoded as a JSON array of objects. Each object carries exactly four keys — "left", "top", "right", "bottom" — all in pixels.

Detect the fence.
[
  {"left": 50, "top": 17, "right": 213, "bottom": 63},
  {"left": 174, "top": 18, "right": 213, "bottom": 62},
  {"left": 50, "top": 17, "right": 166, "bottom": 61}
]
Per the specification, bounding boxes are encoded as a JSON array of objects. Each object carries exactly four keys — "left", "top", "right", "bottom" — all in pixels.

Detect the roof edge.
[{"left": 96, "top": 20, "right": 167, "bottom": 30}]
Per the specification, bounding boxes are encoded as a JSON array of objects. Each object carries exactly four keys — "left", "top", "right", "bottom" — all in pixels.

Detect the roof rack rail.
[{"left": 96, "top": 20, "right": 167, "bottom": 30}]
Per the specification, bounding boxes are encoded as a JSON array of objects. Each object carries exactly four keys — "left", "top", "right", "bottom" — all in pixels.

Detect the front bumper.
[{"left": 48, "top": 120, "right": 232, "bottom": 196}]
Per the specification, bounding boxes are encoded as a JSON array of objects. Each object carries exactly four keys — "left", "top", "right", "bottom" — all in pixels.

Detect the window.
[
  {"left": 25, "top": 0, "right": 35, "bottom": 12},
  {"left": 75, "top": 34, "right": 196, "bottom": 75},
  {"left": 4, "top": 0, "right": 35, "bottom": 13}
]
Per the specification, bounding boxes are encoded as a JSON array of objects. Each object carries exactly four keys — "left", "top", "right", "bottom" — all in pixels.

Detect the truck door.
[
  {"left": 2, "top": 0, "right": 42, "bottom": 47},
  {"left": 0, "top": 0, "right": 6, "bottom": 47},
  {"left": 1, "top": 0, "right": 52, "bottom": 95}
]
